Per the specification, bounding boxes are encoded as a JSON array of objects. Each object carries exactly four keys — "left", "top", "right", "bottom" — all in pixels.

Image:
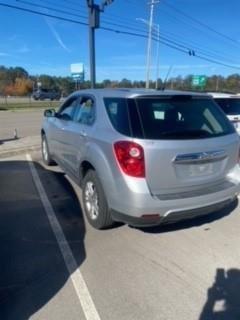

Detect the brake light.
[{"left": 114, "top": 141, "right": 145, "bottom": 177}]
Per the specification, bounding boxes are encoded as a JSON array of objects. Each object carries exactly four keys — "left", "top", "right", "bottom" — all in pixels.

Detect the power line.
[
  {"left": 157, "top": 29, "right": 240, "bottom": 64},
  {"left": 62, "top": 0, "right": 240, "bottom": 64},
  {"left": 17, "top": 0, "right": 150, "bottom": 36},
  {"left": 194, "top": 53, "right": 240, "bottom": 70},
  {"left": 161, "top": 0, "right": 240, "bottom": 46},
  {"left": 156, "top": 6, "right": 224, "bottom": 44},
  {"left": 0, "top": 2, "right": 187, "bottom": 56},
  {"left": 100, "top": 26, "right": 189, "bottom": 54},
  {"left": 159, "top": 28, "right": 236, "bottom": 58},
  {"left": 14, "top": 0, "right": 189, "bottom": 50},
  {"left": 1, "top": 2, "right": 240, "bottom": 72},
  {"left": 65, "top": 0, "right": 152, "bottom": 33},
  {"left": 58, "top": 0, "right": 240, "bottom": 62}
]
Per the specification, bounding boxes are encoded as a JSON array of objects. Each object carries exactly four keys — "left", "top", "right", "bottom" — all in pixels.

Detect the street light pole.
[
  {"left": 155, "top": 24, "right": 160, "bottom": 89},
  {"left": 89, "top": 4, "right": 96, "bottom": 88},
  {"left": 87, "top": 0, "right": 99, "bottom": 89},
  {"left": 136, "top": 17, "right": 160, "bottom": 90},
  {"left": 146, "top": 0, "right": 155, "bottom": 89},
  {"left": 86, "top": 0, "right": 114, "bottom": 89}
]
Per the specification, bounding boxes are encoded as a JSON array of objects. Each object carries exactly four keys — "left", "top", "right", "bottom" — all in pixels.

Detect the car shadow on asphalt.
[
  {"left": 133, "top": 198, "right": 238, "bottom": 234},
  {"left": 0, "top": 159, "right": 86, "bottom": 320},
  {"left": 199, "top": 268, "right": 240, "bottom": 320}
]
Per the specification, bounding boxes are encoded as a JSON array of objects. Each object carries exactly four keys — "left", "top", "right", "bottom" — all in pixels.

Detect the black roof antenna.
[{"left": 161, "top": 65, "right": 173, "bottom": 90}]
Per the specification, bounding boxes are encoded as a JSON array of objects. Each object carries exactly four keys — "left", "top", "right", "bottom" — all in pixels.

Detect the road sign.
[
  {"left": 72, "top": 73, "right": 84, "bottom": 82},
  {"left": 70, "top": 63, "right": 84, "bottom": 82},
  {"left": 192, "top": 75, "right": 206, "bottom": 87}
]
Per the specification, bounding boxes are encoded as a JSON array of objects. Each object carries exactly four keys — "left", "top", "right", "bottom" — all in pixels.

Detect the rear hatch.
[
  {"left": 104, "top": 94, "right": 238, "bottom": 196},
  {"left": 214, "top": 97, "right": 240, "bottom": 134},
  {"left": 133, "top": 95, "right": 238, "bottom": 195}
]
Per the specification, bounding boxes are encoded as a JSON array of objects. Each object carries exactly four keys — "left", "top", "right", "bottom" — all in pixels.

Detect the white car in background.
[{"left": 210, "top": 92, "right": 240, "bottom": 134}]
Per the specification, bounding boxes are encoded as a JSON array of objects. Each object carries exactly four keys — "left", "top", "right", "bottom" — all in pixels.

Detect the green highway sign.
[{"left": 192, "top": 75, "right": 207, "bottom": 87}]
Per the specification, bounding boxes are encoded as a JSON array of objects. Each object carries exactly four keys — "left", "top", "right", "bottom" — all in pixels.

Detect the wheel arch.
[
  {"left": 79, "top": 160, "right": 95, "bottom": 186},
  {"left": 78, "top": 144, "right": 118, "bottom": 208}
]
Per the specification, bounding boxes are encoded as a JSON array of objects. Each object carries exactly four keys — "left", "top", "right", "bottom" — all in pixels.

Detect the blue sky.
[{"left": 0, "top": 0, "right": 240, "bottom": 81}]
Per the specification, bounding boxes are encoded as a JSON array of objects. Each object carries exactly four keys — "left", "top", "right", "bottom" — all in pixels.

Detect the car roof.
[
  {"left": 208, "top": 92, "right": 238, "bottom": 98},
  {"left": 73, "top": 88, "right": 210, "bottom": 99}
]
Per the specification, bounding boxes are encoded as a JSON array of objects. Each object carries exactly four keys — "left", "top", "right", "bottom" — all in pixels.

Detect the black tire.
[
  {"left": 41, "top": 134, "right": 55, "bottom": 166},
  {"left": 82, "top": 170, "right": 113, "bottom": 229}
]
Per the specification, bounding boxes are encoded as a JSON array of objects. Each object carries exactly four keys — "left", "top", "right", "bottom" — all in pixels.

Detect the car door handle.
[{"left": 79, "top": 130, "right": 87, "bottom": 137}]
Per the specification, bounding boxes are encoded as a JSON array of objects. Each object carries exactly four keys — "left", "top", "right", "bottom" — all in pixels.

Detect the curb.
[{"left": 0, "top": 145, "right": 41, "bottom": 159}]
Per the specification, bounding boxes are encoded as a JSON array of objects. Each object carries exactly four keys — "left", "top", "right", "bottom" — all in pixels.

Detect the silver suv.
[{"left": 41, "top": 89, "right": 240, "bottom": 229}]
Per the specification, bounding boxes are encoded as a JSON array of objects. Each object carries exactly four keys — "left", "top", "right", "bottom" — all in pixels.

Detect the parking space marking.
[{"left": 26, "top": 153, "right": 101, "bottom": 320}]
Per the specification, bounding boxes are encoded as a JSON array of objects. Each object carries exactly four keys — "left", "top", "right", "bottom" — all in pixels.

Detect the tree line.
[{"left": 1, "top": 65, "right": 240, "bottom": 96}]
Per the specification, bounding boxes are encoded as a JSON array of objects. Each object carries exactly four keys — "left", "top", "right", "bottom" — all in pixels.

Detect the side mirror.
[{"left": 44, "top": 109, "right": 56, "bottom": 117}]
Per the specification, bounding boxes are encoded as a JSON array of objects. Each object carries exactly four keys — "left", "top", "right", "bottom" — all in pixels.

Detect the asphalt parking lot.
[{"left": 1, "top": 150, "right": 240, "bottom": 320}]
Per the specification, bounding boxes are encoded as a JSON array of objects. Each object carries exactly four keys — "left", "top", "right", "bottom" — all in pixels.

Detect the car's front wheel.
[
  {"left": 41, "top": 134, "right": 55, "bottom": 166},
  {"left": 82, "top": 170, "right": 113, "bottom": 229}
]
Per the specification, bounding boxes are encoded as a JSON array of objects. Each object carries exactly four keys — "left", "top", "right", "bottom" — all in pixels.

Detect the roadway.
[
  {"left": 1, "top": 150, "right": 240, "bottom": 320},
  {"left": 0, "top": 110, "right": 43, "bottom": 139}
]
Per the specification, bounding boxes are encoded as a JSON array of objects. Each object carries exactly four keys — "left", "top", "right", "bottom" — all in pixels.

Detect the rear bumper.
[
  {"left": 112, "top": 198, "right": 236, "bottom": 227},
  {"left": 108, "top": 166, "right": 240, "bottom": 227}
]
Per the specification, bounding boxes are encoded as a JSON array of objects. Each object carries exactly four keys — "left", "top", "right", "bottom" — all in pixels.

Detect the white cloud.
[{"left": 45, "top": 18, "right": 71, "bottom": 53}]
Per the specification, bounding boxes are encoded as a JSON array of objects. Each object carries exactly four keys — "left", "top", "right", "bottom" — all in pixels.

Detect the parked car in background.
[
  {"left": 210, "top": 92, "right": 240, "bottom": 134},
  {"left": 41, "top": 89, "right": 240, "bottom": 229},
  {"left": 32, "top": 88, "right": 61, "bottom": 101}
]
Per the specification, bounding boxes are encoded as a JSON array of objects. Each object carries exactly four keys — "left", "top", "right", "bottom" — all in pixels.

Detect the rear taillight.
[{"left": 114, "top": 141, "right": 145, "bottom": 178}]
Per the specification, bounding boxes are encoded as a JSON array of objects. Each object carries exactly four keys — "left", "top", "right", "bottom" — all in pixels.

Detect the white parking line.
[{"left": 26, "top": 154, "right": 101, "bottom": 320}]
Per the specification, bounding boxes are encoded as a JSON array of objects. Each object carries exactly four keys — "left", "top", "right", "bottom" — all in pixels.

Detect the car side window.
[
  {"left": 74, "top": 96, "right": 95, "bottom": 125},
  {"left": 58, "top": 97, "right": 78, "bottom": 121}
]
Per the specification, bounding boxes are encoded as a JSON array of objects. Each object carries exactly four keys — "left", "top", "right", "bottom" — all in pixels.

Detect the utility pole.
[
  {"left": 155, "top": 24, "right": 160, "bottom": 89},
  {"left": 136, "top": 18, "right": 160, "bottom": 90},
  {"left": 146, "top": 0, "right": 159, "bottom": 89},
  {"left": 87, "top": 0, "right": 114, "bottom": 89}
]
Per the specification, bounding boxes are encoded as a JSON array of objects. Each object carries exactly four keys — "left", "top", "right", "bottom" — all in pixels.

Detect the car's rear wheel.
[
  {"left": 82, "top": 170, "right": 113, "bottom": 229},
  {"left": 41, "top": 134, "right": 55, "bottom": 166}
]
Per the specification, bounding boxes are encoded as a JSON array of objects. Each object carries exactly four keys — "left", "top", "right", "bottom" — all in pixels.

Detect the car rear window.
[
  {"left": 104, "top": 96, "right": 235, "bottom": 140},
  {"left": 214, "top": 98, "right": 240, "bottom": 115}
]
